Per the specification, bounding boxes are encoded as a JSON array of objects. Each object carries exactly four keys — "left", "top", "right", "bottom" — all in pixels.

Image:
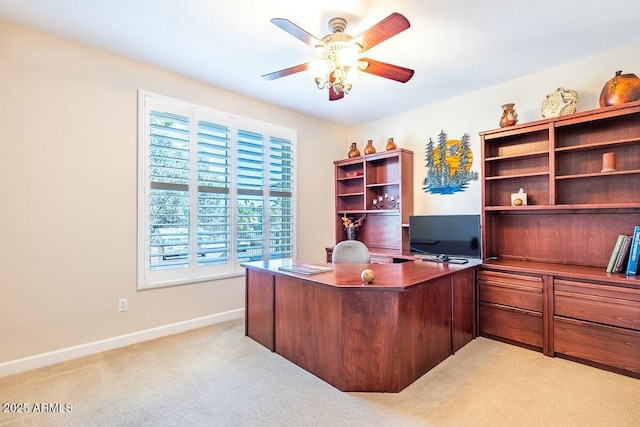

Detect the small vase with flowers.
[{"left": 342, "top": 214, "right": 366, "bottom": 240}]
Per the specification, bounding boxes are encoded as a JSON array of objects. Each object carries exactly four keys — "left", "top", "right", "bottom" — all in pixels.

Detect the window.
[{"left": 138, "top": 91, "right": 295, "bottom": 289}]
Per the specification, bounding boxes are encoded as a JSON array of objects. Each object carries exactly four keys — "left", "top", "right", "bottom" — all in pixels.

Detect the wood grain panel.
[
  {"left": 554, "top": 279, "right": 640, "bottom": 301},
  {"left": 341, "top": 290, "right": 399, "bottom": 392},
  {"left": 396, "top": 278, "right": 453, "bottom": 390},
  {"left": 245, "top": 269, "right": 275, "bottom": 350},
  {"left": 479, "top": 303, "right": 543, "bottom": 349},
  {"left": 555, "top": 292, "right": 640, "bottom": 331},
  {"left": 484, "top": 212, "right": 640, "bottom": 267},
  {"left": 274, "top": 276, "right": 344, "bottom": 388},
  {"left": 479, "top": 281, "right": 542, "bottom": 312},
  {"left": 358, "top": 213, "right": 401, "bottom": 250},
  {"left": 554, "top": 317, "right": 640, "bottom": 374},
  {"left": 453, "top": 269, "right": 476, "bottom": 352}
]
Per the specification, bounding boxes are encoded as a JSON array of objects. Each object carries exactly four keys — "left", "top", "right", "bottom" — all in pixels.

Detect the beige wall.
[
  {"left": 0, "top": 21, "right": 344, "bottom": 367},
  {"left": 2, "top": 17, "right": 639, "bottom": 373},
  {"left": 349, "top": 43, "right": 640, "bottom": 216}
]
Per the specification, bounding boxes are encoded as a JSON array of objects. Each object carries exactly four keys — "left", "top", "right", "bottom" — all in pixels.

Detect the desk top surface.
[{"left": 242, "top": 258, "right": 480, "bottom": 291}]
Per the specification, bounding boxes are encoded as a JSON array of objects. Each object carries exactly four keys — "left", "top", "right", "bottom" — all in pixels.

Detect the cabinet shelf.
[
  {"left": 337, "top": 210, "right": 367, "bottom": 215},
  {"left": 336, "top": 192, "right": 365, "bottom": 197},
  {"left": 485, "top": 150, "right": 549, "bottom": 162},
  {"left": 556, "top": 169, "right": 640, "bottom": 180},
  {"left": 485, "top": 171, "right": 549, "bottom": 181},
  {"left": 365, "top": 209, "right": 400, "bottom": 214},
  {"left": 485, "top": 203, "right": 640, "bottom": 212},
  {"left": 366, "top": 182, "right": 400, "bottom": 187},
  {"left": 337, "top": 209, "right": 401, "bottom": 215},
  {"left": 555, "top": 136, "right": 640, "bottom": 152}
]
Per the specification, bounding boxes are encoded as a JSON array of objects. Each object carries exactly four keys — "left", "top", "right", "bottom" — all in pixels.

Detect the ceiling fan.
[{"left": 262, "top": 12, "right": 414, "bottom": 101}]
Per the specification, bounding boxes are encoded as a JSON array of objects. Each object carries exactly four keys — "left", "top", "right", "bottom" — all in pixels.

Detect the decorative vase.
[
  {"left": 599, "top": 70, "right": 640, "bottom": 107},
  {"left": 386, "top": 137, "right": 397, "bottom": 151},
  {"left": 499, "top": 103, "right": 518, "bottom": 127},
  {"left": 364, "top": 140, "right": 376, "bottom": 155},
  {"left": 541, "top": 87, "right": 578, "bottom": 118},
  {"left": 364, "top": 140, "right": 376, "bottom": 154},
  {"left": 347, "top": 142, "right": 360, "bottom": 158},
  {"left": 346, "top": 227, "right": 357, "bottom": 240}
]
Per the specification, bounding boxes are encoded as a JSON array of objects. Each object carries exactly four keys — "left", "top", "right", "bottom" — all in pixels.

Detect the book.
[
  {"left": 612, "top": 235, "right": 632, "bottom": 273},
  {"left": 277, "top": 264, "right": 334, "bottom": 275},
  {"left": 606, "top": 234, "right": 626, "bottom": 273},
  {"left": 625, "top": 225, "right": 640, "bottom": 275}
]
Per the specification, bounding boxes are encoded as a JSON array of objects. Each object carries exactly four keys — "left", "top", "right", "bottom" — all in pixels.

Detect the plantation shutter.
[
  {"left": 148, "top": 110, "right": 191, "bottom": 271},
  {"left": 236, "top": 129, "right": 265, "bottom": 262},
  {"left": 196, "top": 120, "right": 231, "bottom": 266},
  {"left": 268, "top": 135, "right": 293, "bottom": 259}
]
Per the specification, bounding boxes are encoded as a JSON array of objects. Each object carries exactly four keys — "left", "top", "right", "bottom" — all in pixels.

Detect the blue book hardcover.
[{"left": 625, "top": 225, "right": 640, "bottom": 275}]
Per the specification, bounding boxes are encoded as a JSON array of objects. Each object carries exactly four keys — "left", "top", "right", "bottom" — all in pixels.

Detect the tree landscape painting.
[{"left": 423, "top": 130, "right": 478, "bottom": 195}]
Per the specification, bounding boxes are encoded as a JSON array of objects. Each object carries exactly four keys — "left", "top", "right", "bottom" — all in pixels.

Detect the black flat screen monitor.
[{"left": 409, "top": 215, "right": 481, "bottom": 259}]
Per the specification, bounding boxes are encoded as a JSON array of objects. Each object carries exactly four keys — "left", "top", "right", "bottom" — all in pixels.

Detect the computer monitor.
[{"left": 409, "top": 215, "right": 481, "bottom": 259}]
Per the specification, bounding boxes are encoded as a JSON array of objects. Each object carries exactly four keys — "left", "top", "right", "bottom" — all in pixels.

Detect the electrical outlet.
[{"left": 118, "top": 298, "right": 128, "bottom": 312}]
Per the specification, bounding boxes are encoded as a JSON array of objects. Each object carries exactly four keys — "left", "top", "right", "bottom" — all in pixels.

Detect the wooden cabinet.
[
  {"left": 553, "top": 278, "right": 640, "bottom": 375},
  {"left": 479, "top": 101, "right": 640, "bottom": 377},
  {"left": 478, "top": 269, "right": 545, "bottom": 351},
  {"left": 481, "top": 101, "right": 640, "bottom": 267},
  {"left": 334, "top": 149, "right": 413, "bottom": 254}
]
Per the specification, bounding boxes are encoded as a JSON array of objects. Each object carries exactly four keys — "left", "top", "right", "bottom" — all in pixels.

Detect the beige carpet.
[{"left": 1, "top": 319, "right": 639, "bottom": 427}]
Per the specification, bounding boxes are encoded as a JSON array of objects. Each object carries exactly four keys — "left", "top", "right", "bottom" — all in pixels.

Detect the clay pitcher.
[{"left": 500, "top": 103, "right": 518, "bottom": 127}]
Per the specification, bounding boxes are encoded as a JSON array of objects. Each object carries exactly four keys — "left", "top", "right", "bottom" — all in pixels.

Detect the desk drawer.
[
  {"left": 554, "top": 279, "right": 640, "bottom": 331},
  {"left": 554, "top": 317, "right": 640, "bottom": 374},
  {"left": 479, "top": 302, "right": 543, "bottom": 349},
  {"left": 478, "top": 270, "right": 543, "bottom": 312}
]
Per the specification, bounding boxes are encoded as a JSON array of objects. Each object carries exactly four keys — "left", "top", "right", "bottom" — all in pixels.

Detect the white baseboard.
[{"left": 0, "top": 309, "right": 245, "bottom": 378}]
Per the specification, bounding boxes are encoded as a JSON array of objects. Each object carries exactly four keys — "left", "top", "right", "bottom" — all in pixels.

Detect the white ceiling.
[{"left": 1, "top": 0, "right": 639, "bottom": 126}]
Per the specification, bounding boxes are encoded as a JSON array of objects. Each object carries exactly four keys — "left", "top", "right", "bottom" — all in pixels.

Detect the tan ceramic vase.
[{"left": 541, "top": 87, "right": 578, "bottom": 118}]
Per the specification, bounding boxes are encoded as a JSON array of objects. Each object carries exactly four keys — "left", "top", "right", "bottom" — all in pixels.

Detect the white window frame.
[{"left": 137, "top": 90, "right": 296, "bottom": 289}]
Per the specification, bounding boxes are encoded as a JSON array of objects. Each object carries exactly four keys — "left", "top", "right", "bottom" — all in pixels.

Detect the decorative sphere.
[
  {"left": 513, "top": 198, "right": 523, "bottom": 206},
  {"left": 361, "top": 268, "right": 375, "bottom": 284}
]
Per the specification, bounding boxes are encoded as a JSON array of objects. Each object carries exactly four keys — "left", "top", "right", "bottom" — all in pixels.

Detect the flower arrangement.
[{"left": 342, "top": 214, "right": 366, "bottom": 230}]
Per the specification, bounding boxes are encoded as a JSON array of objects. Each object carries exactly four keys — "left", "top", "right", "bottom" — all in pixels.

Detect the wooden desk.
[{"left": 242, "top": 259, "right": 479, "bottom": 392}]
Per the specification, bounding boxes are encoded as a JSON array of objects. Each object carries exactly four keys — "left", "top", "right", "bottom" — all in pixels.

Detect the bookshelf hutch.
[
  {"left": 478, "top": 100, "right": 640, "bottom": 377},
  {"left": 330, "top": 148, "right": 413, "bottom": 262}
]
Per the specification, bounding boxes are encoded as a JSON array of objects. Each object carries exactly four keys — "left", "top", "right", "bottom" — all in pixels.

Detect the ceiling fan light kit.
[{"left": 263, "top": 12, "right": 414, "bottom": 101}]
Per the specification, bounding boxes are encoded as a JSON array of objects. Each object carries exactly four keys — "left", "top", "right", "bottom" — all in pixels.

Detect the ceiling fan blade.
[
  {"left": 359, "top": 58, "right": 414, "bottom": 83},
  {"left": 355, "top": 13, "right": 410, "bottom": 53},
  {"left": 329, "top": 87, "right": 344, "bottom": 101},
  {"left": 271, "top": 18, "right": 324, "bottom": 47},
  {"left": 261, "top": 63, "right": 309, "bottom": 81}
]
